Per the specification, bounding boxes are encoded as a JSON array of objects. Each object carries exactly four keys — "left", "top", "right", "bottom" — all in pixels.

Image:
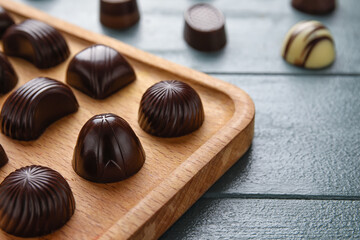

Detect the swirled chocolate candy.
[
  {"left": 138, "top": 80, "right": 204, "bottom": 137},
  {"left": 73, "top": 113, "right": 145, "bottom": 183},
  {"left": 292, "top": 0, "right": 336, "bottom": 15},
  {"left": 67, "top": 44, "right": 136, "bottom": 99},
  {"left": 281, "top": 21, "right": 335, "bottom": 69},
  {"left": 0, "top": 165, "right": 75, "bottom": 237},
  {"left": 0, "top": 52, "right": 17, "bottom": 94},
  {"left": 3, "top": 19, "right": 70, "bottom": 68},
  {"left": 1, "top": 77, "right": 79, "bottom": 140},
  {"left": 0, "top": 144, "right": 8, "bottom": 168},
  {"left": 0, "top": 7, "right": 14, "bottom": 37},
  {"left": 184, "top": 3, "right": 227, "bottom": 52}
]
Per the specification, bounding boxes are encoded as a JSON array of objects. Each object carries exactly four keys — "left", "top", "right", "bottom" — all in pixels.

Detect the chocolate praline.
[
  {"left": 0, "top": 165, "right": 75, "bottom": 237},
  {"left": 184, "top": 3, "right": 227, "bottom": 52},
  {"left": 0, "top": 52, "right": 17, "bottom": 94},
  {"left": 3, "top": 19, "right": 70, "bottom": 68},
  {"left": 281, "top": 21, "right": 335, "bottom": 69},
  {"left": 0, "top": 144, "right": 8, "bottom": 168},
  {"left": 292, "top": 0, "right": 336, "bottom": 15},
  {"left": 73, "top": 113, "right": 145, "bottom": 183},
  {"left": 100, "top": 0, "right": 140, "bottom": 29},
  {"left": 138, "top": 80, "right": 205, "bottom": 137},
  {"left": 1, "top": 77, "right": 79, "bottom": 140},
  {"left": 0, "top": 7, "right": 14, "bottom": 38},
  {"left": 67, "top": 44, "right": 136, "bottom": 99}
]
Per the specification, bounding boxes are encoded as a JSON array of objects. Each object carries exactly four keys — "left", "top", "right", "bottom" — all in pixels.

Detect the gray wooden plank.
[
  {"left": 202, "top": 74, "right": 360, "bottom": 197},
  {"left": 11, "top": 0, "right": 360, "bottom": 74},
  {"left": 161, "top": 198, "right": 360, "bottom": 239}
]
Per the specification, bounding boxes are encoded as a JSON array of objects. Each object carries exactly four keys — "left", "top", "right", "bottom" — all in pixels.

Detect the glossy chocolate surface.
[
  {"left": 184, "top": 3, "right": 227, "bottom": 52},
  {"left": 73, "top": 113, "right": 145, "bottom": 183},
  {"left": 0, "top": 144, "right": 8, "bottom": 168},
  {"left": 0, "top": 7, "right": 14, "bottom": 38},
  {"left": 0, "top": 165, "right": 75, "bottom": 237},
  {"left": 0, "top": 52, "right": 17, "bottom": 94},
  {"left": 100, "top": 0, "right": 140, "bottom": 29},
  {"left": 67, "top": 44, "right": 136, "bottom": 99},
  {"left": 292, "top": 0, "right": 336, "bottom": 15},
  {"left": 3, "top": 19, "right": 70, "bottom": 68},
  {"left": 138, "top": 80, "right": 204, "bottom": 137},
  {"left": 1, "top": 77, "right": 79, "bottom": 140}
]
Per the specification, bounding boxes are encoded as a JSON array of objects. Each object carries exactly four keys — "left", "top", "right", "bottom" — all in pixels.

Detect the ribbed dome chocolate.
[
  {"left": 138, "top": 80, "right": 204, "bottom": 137},
  {"left": 0, "top": 165, "right": 75, "bottom": 237}
]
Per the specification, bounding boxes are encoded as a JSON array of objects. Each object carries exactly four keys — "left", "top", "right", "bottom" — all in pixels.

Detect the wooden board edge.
[{"left": 101, "top": 115, "right": 255, "bottom": 239}]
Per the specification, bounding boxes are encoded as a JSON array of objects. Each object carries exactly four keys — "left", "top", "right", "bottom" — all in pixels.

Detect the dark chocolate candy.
[
  {"left": 1, "top": 77, "right": 79, "bottom": 140},
  {"left": 0, "top": 7, "right": 14, "bottom": 38},
  {"left": 2, "top": 19, "right": 70, "bottom": 68},
  {"left": 100, "top": 0, "right": 140, "bottom": 29},
  {"left": 0, "top": 165, "right": 75, "bottom": 237},
  {"left": 73, "top": 113, "right": 145, "bottom": 183},
  {"left": 138, "top": 80, "right": 204, "bottom": 137},
  {"left": 0, "top": 52, "right": 17, "bottom": 94},
  {"left": 0, "top": 144, "right": 8, "bottom": 168},
  {"left": 184, "top": 3, "right": 227, "bottom": 52},
  {"left": 292, "top": 0, "right": 336, "bottom": 15},
  {"left": 67, "top": 44, "right": 136, "bottom": 99}
]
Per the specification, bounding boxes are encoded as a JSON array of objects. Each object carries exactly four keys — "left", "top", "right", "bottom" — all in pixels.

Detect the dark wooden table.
[{"left": 13, "top": 0, "right": 360, "bottom": 238}]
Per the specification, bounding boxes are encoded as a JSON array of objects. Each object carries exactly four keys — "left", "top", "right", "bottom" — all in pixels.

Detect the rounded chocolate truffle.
[
  {"left": 184, "top": 3, "right": 227, "bottom": 52},
  {"left": 292, "top": 0, "right": 336, "bottom": 15},
  {"left": 0, "top": 7, "right": 14, "bottom": 38},
  {"left": 0, "top": 52, "right": 17, "bottom": 94},
  {"left": 100, "top": 0, "right": 140, "bottom": 29},
  {"left": 138, "top": 80, "right": 205, "bottom": 137},
  {"left": 67, "top": 44, "right": 136, "bottom": 99},
  {"left": 0, "top": 165, "right": 75, "bottom": 237},
  {"left": 73, "top": 113, "right": 145, "bottom": 183},
  {"left": 281, "top": 21, "right": 335, "bottom": 69},
  {"left": 0, "top": 144, "right": 8, "bottom": 168}
]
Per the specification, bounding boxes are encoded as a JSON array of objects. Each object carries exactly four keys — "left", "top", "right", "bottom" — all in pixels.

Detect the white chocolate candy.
[{"left": 281, "top": 20, "right": 335, "bottom": 69}]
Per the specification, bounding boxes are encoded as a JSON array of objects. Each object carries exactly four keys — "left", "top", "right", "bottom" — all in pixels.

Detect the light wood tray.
[{"left": 0, "top": 1, "right": 255, "bottom": 239}]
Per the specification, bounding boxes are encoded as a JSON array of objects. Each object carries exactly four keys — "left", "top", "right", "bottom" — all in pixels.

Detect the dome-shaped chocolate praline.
[
  {"left": 138, "top": 80, "right": 205, "bottom": 137},
  {"left": 3, "top": 19, "right": 70, "bottom": 69},
  {"left": 0, "top": 7, "right": 15, "bottom": 38},
  {"left": 0, "top": 144, "right": 8, "bottom": 168},
  {"left": 1, "top": 77, "right": 79, "bottom": 140},
  {"left": 73, "top": 113, "right": 145, "bottom": 183},
  {"left": 67, "top": 44, "right": 136, "bottom": 99},
  {"left": 0, "top": 165, "right": 75, "bottom": 237},
  {"left": 0, "top": 52, "right": 17, "bottom": 94}
]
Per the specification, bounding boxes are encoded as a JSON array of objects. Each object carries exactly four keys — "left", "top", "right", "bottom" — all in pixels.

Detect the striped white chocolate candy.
[{"left": 281, "top": 20, "right": 335, "bottom": 69}]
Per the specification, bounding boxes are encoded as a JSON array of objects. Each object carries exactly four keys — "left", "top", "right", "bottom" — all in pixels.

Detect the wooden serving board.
[{"left": 0, "top": 1, "right": 255, "bottom": 239}]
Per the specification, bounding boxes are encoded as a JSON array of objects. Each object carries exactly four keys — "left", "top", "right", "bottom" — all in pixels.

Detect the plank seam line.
[
  {"left": 203, "top": 193, "right": 360, "bottom": 201},
  {"left": 205, "top": 72, "right": 360, "bottom": 76}
]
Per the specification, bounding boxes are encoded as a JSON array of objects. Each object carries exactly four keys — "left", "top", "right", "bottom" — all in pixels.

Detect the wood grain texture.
[
  {"left": 0, "top": 1, "right": 254, "bottom": 239},
  {"left": 162, "top": 198, "right": 360, "bottom": 239}
]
